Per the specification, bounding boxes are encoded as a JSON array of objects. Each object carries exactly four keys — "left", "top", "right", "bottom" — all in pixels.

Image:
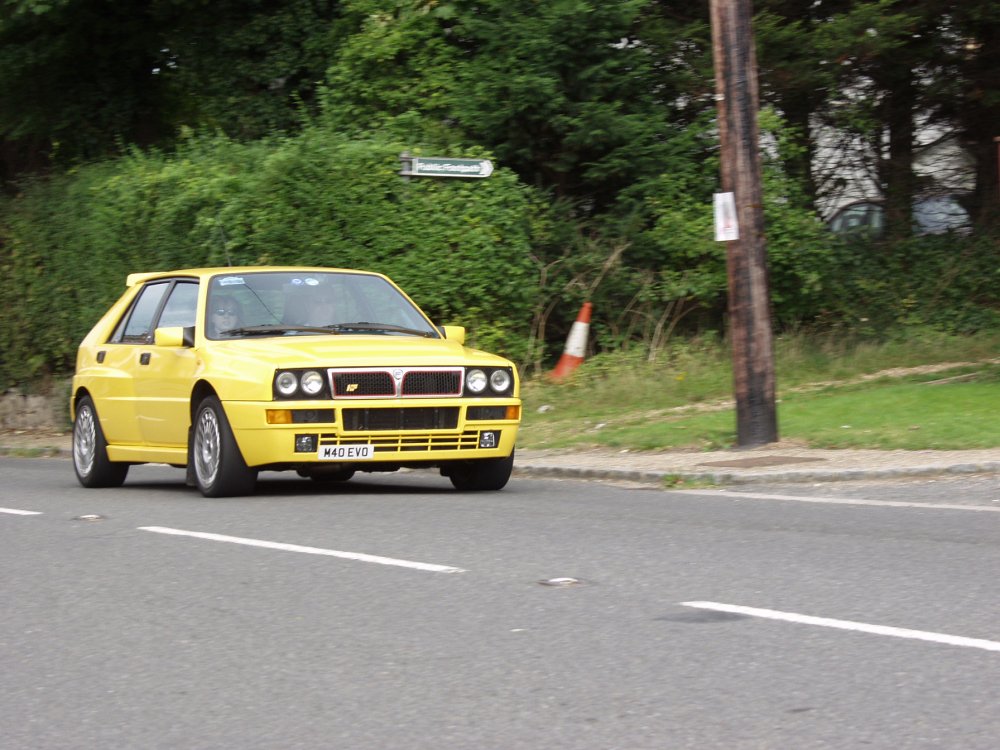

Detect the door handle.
[{"left": 140, "top": 352, "right": 151, "bottom": 365}]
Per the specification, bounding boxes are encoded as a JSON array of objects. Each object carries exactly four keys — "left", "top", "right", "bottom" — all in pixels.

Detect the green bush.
[
  {"left": 817, "top": 232, "right": 1000, "bottom": 335},
  {"left": 0, "top": 129, "right": 542, "bottom": 387},
  {"left": 3, "top": 118, "right": 999, "bottom": 392}
]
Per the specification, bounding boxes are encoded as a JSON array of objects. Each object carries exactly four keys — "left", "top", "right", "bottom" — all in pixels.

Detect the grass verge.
[{"left": 518, "top": 331, "right": 1000, "bottom": 452}]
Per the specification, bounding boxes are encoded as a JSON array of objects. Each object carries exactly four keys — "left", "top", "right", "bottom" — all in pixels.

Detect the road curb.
[
  {"left": 513, "top": 462, "right": 1000, "bottom": 486},
  {"left": 5, "top": 441, "right": 1000, "bottom": 486},
  {"left": 0, "top": 444, "right": 70, "bottom": 458}
]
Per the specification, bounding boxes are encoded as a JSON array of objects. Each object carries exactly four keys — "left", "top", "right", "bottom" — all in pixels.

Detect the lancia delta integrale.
[{"left": 71, "top": 267, "right": 521, "bottom": 497}]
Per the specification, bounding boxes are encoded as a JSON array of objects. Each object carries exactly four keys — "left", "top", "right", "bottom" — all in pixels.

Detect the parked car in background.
[
  {"left": 71, "top": 267, "right": 521, "bottom": 496},
  {"left": 827, "top": 194, "right": 971, "bottom": 237}
]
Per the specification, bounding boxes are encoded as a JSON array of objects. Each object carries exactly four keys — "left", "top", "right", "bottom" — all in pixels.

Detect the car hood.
[{"left": 201, "top": 334, "right": 512, "bottom": 369}]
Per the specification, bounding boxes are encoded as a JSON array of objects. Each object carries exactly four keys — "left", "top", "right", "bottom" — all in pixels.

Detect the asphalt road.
[{"left": 2, "top": 457, "right": 999, "bottom": 749}]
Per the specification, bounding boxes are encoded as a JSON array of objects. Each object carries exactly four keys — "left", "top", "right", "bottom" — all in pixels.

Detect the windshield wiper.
[
  {"left": 329, "top": 322, "right": 436, "bottom": 338},
  {"left": 219, "top": 325, "right": 344, "bottom": 336}
]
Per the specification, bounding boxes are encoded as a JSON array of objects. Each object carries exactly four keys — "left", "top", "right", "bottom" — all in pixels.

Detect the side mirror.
[
  {"left": 154, "top": 326, "right": 195, "bottom": 347},
  {"left": 440, "top": 325, "right": 466, "bottom": 345}
]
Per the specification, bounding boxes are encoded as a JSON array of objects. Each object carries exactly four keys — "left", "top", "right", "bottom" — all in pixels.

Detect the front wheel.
[
  {"left": 446, "top": 451, "right": 514, "bottom": 491},
  {"left": 72, "top": 395, "right": 128, "bottom": 488},
  {"left": 191, "top": 396, "right": 257, "bottom": 497}
]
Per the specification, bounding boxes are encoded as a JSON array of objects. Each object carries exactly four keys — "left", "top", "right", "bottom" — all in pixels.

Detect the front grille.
[
  {"left": 331, "top": 371, "right": 394, "bottom": 397},
  {"left": 342, "top": 407, "right": 460, "bottom": 431},
  {"left": 327, "top": 367, "right": 463, "bottom": 399},
  {"left": 402, "top": 370, "right": 462, "bottom": 396},
  {"left": 319, "top": 430, "right": 482, "bottom": 453}
]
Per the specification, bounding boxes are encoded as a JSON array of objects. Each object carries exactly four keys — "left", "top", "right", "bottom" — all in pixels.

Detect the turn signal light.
[{"left": 266, "top": 409, "right": 293, "bottom": 424}]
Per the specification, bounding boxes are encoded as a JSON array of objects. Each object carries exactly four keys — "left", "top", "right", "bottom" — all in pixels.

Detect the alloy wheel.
[
  {"left": 194, "top": 407, "right": 221, "bottom": 487},
  {"left": 73, "top": 404, "right": 97, "bottom": 477}
]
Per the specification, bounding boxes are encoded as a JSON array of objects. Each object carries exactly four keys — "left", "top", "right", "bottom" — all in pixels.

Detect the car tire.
[
  {"left": 72, "top": 395, "right": 129, "bottom": 488},
  {"left": 447, "top": 451, "right": 514, "bottom": 491},
  {"left": 191, "top": 396, "right": 258, "bottom": 497}
]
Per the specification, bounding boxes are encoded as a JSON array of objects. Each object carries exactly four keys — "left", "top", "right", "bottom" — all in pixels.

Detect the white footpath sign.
[{"left": 714, "top": 192, "right": 739, "bottom": 241}]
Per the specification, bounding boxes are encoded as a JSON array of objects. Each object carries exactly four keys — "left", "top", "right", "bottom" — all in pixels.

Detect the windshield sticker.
[{"left": 219, "top": 276, "right": 245, "bottom": 286}]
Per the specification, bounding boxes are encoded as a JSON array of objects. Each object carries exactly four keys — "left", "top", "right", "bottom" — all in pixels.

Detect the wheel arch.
[
  {"left": 189, "top": 380, "right": 219, "bottom": 421},
  {"left": 70, "top": 386, "right": 92, "bottom": 421}
]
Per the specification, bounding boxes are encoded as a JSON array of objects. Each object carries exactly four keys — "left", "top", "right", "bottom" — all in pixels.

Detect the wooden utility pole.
[{"left": 709, "top": 0, "right": 778, "bottom": 446}]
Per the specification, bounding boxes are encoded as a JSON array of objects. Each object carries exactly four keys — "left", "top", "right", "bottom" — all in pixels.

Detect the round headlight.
[
  {"left": 489, "top": 369, "right": 512, "bottom": 393},
  {"left": 466, "top": 369, "right": 488, "bottom": 393},
  {"left": 301, "top": 370, "right": 324, "bottom": 396},
  {"left": 275, "top": 371, "right": 298, "bottom": 397}
]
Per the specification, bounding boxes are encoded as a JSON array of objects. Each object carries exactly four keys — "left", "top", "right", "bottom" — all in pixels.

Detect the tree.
[
  {"left": 0, "top": 0, "right": 172, "bottom": 180},
  {"left": 0, "top": 0, "right": 341, "bottom": 187},
  {"left": 322, "top": 0, "right": 684, "bottom": 216},
  {"left": 753, "top": 1, "right": 1000, "bottom": 235},
  {"left": 940, "top": 3, "right": 1000, "bottom": 226},
  {"left": 157, "top": 0, "right": 342, "bottom": 140}
]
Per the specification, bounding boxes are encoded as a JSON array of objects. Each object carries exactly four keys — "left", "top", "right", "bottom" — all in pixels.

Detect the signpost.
[{"left": 399, "top": 154, "right": 494, "bottom": 179}]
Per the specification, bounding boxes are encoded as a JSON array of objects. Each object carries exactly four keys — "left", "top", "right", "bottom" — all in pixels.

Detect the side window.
[
  {"left": 116, "top": 282, "right": 170, "bottom": 343},
  {"left": 157, "top": 282, "right": 199, "bottom": 329}
]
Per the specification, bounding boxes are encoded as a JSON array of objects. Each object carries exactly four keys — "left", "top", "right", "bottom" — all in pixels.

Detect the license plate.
[{"left": 318, "top": 444, "right": 374, "bottom": 460}]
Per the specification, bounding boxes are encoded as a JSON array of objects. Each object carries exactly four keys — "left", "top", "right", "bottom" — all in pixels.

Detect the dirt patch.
[{"left": 697, "top": 455, "right": 826, "bottom": 469}]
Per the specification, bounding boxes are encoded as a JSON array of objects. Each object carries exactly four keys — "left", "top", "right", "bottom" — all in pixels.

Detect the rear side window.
[
  {"left": 116, "top": 282, "right": 170, "bottom": 343},
  {"left": 110, "top": 278, "right": 199, "bottom": 344}
]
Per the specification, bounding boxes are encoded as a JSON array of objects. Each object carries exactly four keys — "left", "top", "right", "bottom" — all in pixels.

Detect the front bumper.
[{"left": 223, "top": 398, "right": 520, "bottom": 467}]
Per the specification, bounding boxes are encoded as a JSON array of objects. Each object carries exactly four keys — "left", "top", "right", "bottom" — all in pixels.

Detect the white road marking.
[
  {"left": 675, "top": 488, "right": 1000, "bottom": 512},
  {"left": 0, "top": 507, "right": 41, "bottom": 515},
  {"left": 138, "top": 526, "right": 466, "bottom": 573},
  {"left": 681, "top": 601, "right": 1000, "bottom": 653}
]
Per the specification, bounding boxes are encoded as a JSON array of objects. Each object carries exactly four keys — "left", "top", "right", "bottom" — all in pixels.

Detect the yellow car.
[{"left": 71, "top": 267, "right": 521, "bottom": 496}]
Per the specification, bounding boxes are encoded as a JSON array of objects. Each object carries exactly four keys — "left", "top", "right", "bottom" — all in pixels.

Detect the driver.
[{"left": 209, "top": 298, "right": 242, "bottom": 335}]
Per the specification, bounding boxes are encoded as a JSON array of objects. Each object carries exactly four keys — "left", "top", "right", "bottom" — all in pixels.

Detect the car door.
[
  {"left": 91, "top": 280, "right": 174, "bottom": 446},
  {"left": 133, "top": 280, "right": 201, "bottom": 447}
]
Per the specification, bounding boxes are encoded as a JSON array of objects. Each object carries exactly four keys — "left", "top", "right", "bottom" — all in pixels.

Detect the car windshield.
[{"left": 205, "top": 271, "right": 440, "bottom": 340}]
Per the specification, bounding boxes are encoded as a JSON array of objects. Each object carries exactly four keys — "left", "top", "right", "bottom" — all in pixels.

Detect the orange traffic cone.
[{"left": 549, "top": 302, "right": 592, "bottom": 381}]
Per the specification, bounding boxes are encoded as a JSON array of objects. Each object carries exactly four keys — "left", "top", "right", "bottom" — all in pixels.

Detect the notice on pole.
[{"left": 714, "top": 192, "right": 739, "bottom": 241}]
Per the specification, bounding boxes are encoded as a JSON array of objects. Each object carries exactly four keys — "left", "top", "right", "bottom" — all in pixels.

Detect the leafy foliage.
[
  {"left": 2, "top": 0, "right": 1000, "bottom": 392},
  {"left": 0, "top": 0, "right": 340, "bottom": 181},
  {"left": 0, "top": 128, "right": 542, "bottom": 385}
]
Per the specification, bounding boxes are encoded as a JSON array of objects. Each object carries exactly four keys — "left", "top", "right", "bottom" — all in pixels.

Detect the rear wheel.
[
  {"left": 191, "top": 396, "right": 257, "bottom": 497},
  {"left": 447, "top": 451, "right": 514, "bottom": 491},
  {"left": 72, "top": 395, "right": 129, "bottom": 488}
]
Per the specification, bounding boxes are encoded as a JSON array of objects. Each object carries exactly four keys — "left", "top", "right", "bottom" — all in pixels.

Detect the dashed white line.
[
  {"left": 675, "top": 489, "right": 1000, "bottom": 512},
  {"left": 0, "top": 507, "right": 41, "bottom": 515},
  {"left": 138, "top": 526, "right": 466, "bottom": 573},
  {"left": 681, "top": 601, "right": 1000, "bottom": 653}
]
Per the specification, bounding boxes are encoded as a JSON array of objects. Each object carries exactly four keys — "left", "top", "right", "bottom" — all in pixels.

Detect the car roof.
[{"left": 124, "top": 266, "right": 382, "bottom": 288}]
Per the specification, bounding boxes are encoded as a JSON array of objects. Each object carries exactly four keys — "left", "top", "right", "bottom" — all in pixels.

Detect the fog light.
[
  {"left": 295, "top": 434, "right": 317, "bottom": 453},
  {"left": 479, "top": 431, "right": 498, "bottom": 448}
]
